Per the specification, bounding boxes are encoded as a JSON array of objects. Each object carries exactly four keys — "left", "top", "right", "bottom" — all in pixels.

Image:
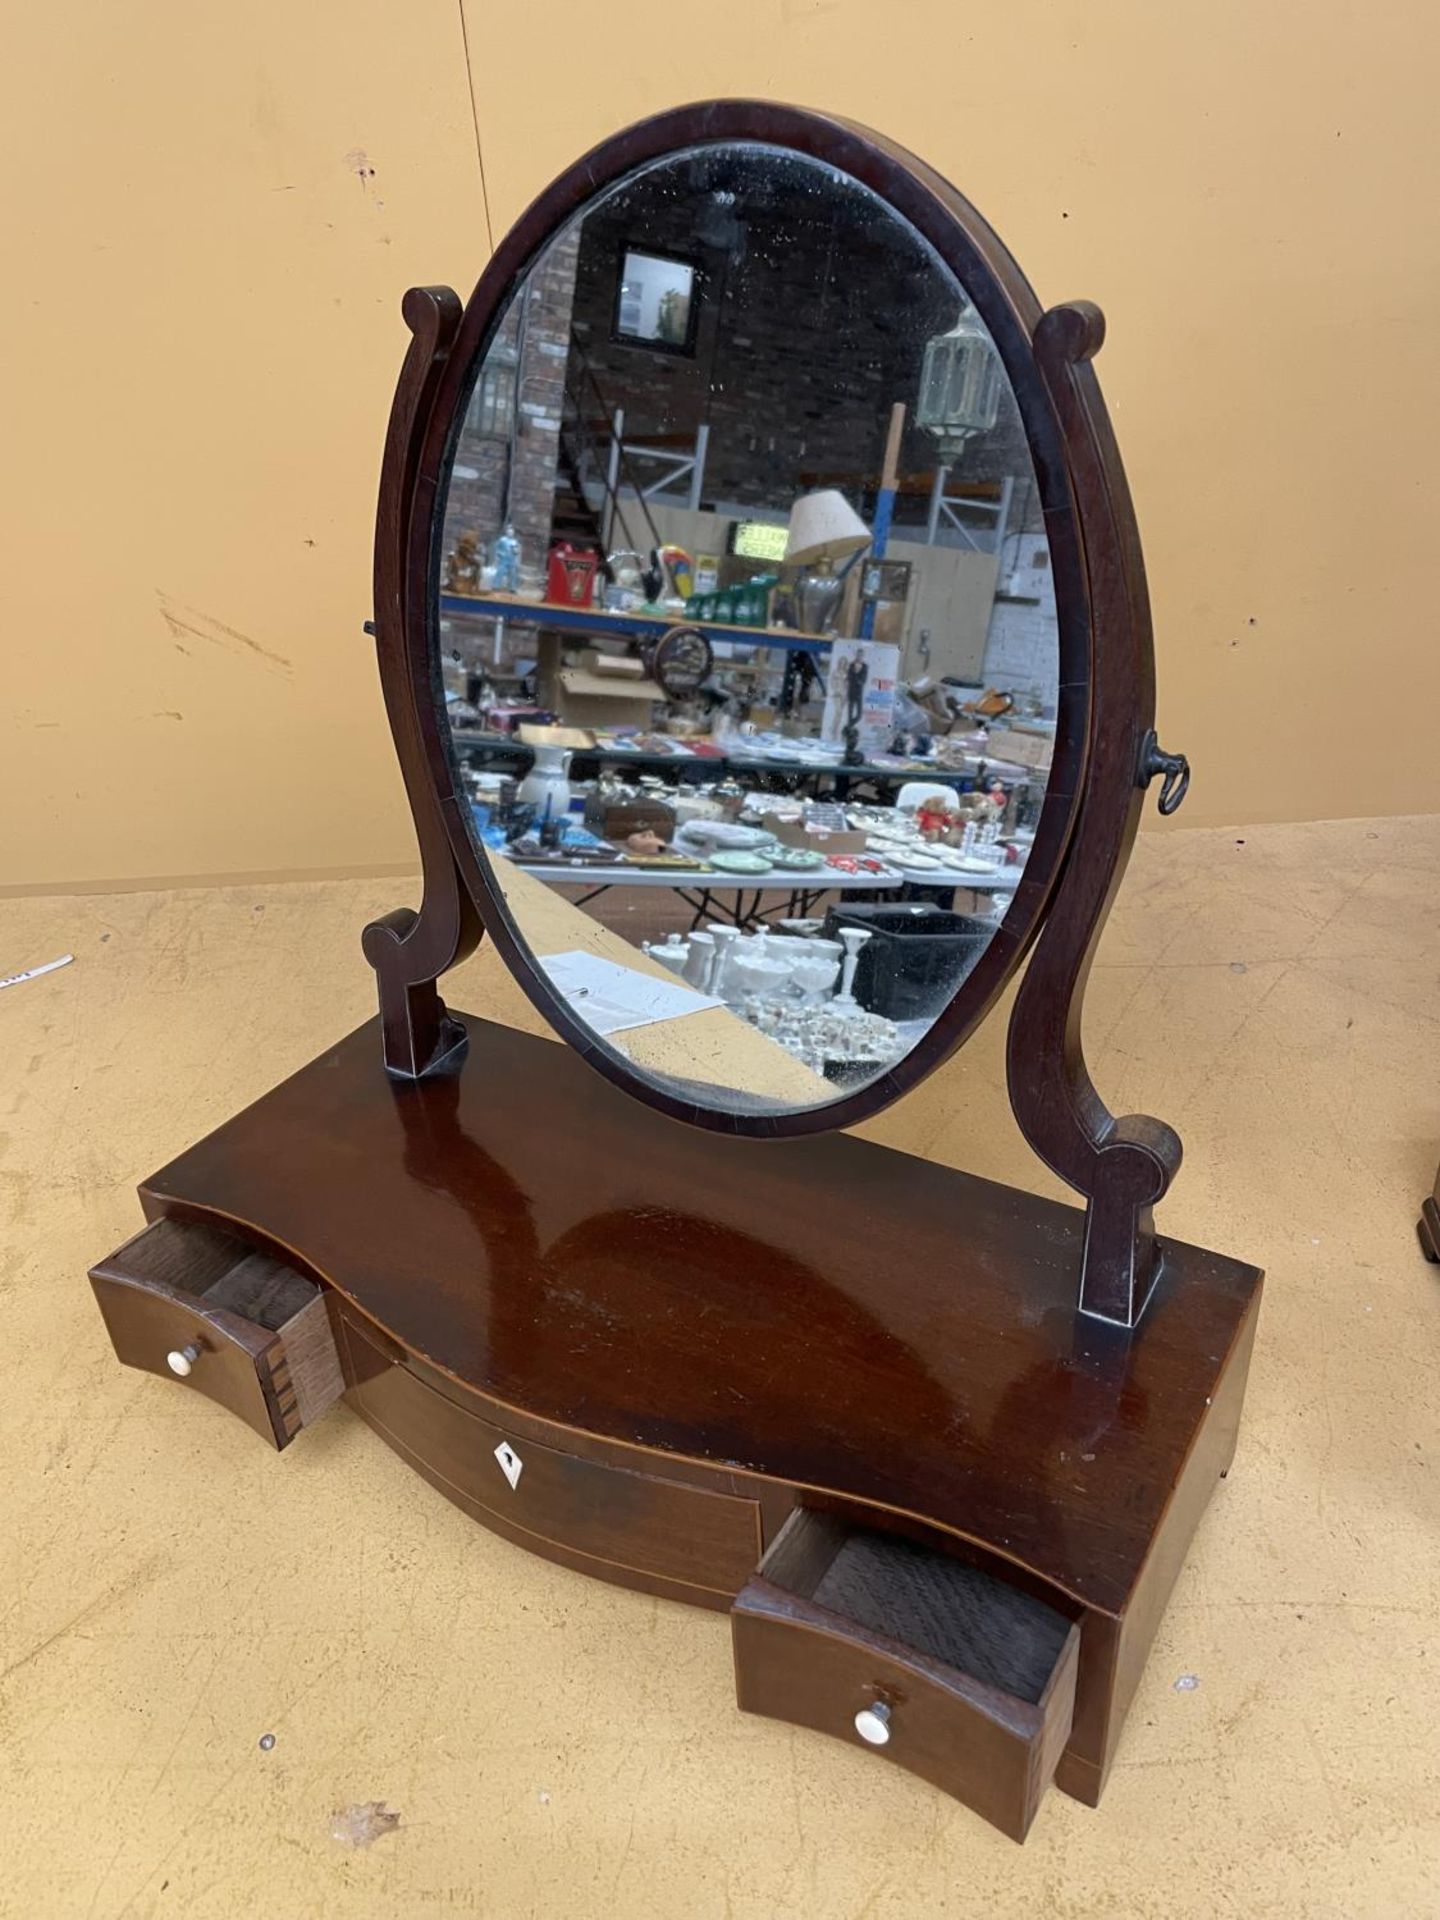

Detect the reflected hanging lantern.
[
  {"left": 916, "top": 304, "right": 1002, "bottom": 461},
  {"left": 469, "top": 340, "right": 517, "bottom": 439}
]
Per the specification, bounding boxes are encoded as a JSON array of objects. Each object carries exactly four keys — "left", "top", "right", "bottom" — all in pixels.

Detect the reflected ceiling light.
[{"left": 917, "top": 303, "right": 1002, "bottom": 461}]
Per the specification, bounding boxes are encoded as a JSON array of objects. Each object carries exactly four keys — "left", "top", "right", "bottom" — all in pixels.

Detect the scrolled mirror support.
[
  {"left": 364, "top": 285, "right": 485, "bottom": 1078},
  {"left": 1006, "top": 303, "right": 1182, "bottom": 1328}
]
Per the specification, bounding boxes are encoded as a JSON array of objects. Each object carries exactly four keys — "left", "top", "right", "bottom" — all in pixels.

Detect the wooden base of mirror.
[
  {"left": 1418, "top": 1163, "right": 1440, "bottom": 1260},
  {"left": 89, "top": 1013, "right": 1261, "bottom": 1840}
]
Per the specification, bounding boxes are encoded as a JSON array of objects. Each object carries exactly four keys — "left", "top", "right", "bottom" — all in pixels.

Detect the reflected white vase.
[
  {"left": 683, "top": 932, "right": 716, "bottom": 992},
  {"left": 705, "top": 924, "right": 742, "bottom": 1001},
  {"left": 518, "top": 745, "right": 573, "bottom": 822}
]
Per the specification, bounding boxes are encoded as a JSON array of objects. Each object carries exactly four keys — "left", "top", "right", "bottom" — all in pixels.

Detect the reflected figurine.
[
  {"left": 843, "top": 652, "right": 869, "bottom": 766},
  {"left": 445, "top": 531, "right": 482, "bottom": 594}
]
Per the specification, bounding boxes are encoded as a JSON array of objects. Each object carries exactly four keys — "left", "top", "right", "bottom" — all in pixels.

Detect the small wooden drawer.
[
  {"left": 90, "top": 1218, "right": 343, "bottom": 1450},
  {"left": 732, "top": 1511, "right": 1079, "bottom": 1841}
]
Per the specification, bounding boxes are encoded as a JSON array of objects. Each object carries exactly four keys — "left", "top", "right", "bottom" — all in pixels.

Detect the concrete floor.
[{"left": 2, "top": 814, "right": 1437, "bottom": 1918}]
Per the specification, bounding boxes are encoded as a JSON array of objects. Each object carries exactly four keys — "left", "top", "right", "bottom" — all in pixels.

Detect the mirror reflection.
[{"left": 436, "top": 144, "right": 1059, "bottom": 1114}]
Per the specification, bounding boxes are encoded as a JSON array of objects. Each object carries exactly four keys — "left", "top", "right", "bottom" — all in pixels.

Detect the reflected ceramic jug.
[
  {"left": 517, "top": 744, "right": 573, "bottom": 822},
  {"left": 644, "top": 934, "right": 692, "bottom": 978}
]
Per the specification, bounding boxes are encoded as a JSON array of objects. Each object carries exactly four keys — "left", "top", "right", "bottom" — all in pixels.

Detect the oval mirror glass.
[{"left": 434, "top": 142, "right": 1062, "bottom": 1118}]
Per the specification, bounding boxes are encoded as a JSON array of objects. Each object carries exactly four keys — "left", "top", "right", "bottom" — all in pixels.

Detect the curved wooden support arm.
[
  {"left": 363, "top": 286, "right": 484, "bottom": 1078},
  {"left": 1007, "top": 302, "right": 1182, "bottom": 1328}
]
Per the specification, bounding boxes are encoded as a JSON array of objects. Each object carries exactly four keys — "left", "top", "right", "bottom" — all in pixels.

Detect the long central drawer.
[{"left": 341, "top": 1315, "right": 764, "bottom": 1606}]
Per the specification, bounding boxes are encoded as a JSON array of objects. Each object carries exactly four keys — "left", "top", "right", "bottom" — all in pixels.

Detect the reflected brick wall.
[
  {"left": 564, "top": 180, "right": 1040, "bottom": 535},
  {"left": 442, "top": 227, "right": 581, "bottom": 579}
]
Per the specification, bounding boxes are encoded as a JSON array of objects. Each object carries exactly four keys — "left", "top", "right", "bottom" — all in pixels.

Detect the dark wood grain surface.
[{"left": 139, "top": 1013, "right": 1261, "bottom": 1617}]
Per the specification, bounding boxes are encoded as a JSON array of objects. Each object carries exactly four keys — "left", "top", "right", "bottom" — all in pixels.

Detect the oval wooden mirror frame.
[{"left": 365, "top": 101, "right": 1189, "bottom": 1324}]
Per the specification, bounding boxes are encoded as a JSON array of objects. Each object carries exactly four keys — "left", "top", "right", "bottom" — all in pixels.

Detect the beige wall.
[{"left": 4, "top": 0, "right": 1437, "bottom": 891}]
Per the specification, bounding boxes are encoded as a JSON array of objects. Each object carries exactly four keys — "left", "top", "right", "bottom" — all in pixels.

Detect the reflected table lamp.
[{"left": 785, "top": 489, "right": 871, "bottom": 634}]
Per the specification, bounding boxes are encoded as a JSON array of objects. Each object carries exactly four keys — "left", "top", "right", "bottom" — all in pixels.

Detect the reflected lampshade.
[{"left": 784, "top": 490, "right": 872, "bottom": 568}]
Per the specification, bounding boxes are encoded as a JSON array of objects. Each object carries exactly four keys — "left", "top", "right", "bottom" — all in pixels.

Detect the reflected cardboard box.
[
  {"left": 761, "top": 812, "right": 868, "bottom": 857},
  {"left": 983, "top": 728, "right": 1053, "bottom": 774}
]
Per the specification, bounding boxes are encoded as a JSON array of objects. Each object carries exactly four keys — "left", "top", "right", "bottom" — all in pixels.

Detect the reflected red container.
[{"left": 547, "top": 543, "right": 600, "bottom": 607}]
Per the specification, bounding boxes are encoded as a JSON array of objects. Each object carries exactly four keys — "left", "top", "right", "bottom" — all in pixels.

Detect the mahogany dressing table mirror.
[{"left": 89, "top": 103, "right": 1262, "bottom": 1842}]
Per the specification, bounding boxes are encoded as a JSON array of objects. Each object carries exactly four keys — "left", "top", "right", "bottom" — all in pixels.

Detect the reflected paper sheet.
[{"left": 538, "top": 951, "right": 723, "bottom": 1035}]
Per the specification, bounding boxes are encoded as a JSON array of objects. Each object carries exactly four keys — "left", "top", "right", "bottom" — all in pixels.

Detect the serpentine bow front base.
[{"left": 89, "top": 1014, "right": 1261, "bottom": 1841}]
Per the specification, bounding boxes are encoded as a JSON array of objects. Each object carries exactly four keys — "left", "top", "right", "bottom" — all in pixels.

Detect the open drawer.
[
  {"left": 732, "top": 1510, "right": 1080, "bottom": 1840},
  {"left": 90, "top": 1217, "right": 343, "bottom": 1450}
]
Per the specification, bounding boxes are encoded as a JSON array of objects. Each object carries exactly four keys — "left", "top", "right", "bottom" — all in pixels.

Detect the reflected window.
[{"left": 614, "top": 248, "right": 698, "bottom": 352}]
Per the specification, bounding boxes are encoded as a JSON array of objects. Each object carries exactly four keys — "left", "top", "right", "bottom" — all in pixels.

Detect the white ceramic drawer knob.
[
  {"left": 854, "top": 1702, "right": 892, "bottom": 1746},
  {"left": 166, "top": 1342, "right": 202, "bottom": 1377}
]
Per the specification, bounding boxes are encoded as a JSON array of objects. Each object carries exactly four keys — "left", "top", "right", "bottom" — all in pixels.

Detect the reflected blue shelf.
[{"left": 438, "top": 592, "right": 836, "bottom": 659}]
